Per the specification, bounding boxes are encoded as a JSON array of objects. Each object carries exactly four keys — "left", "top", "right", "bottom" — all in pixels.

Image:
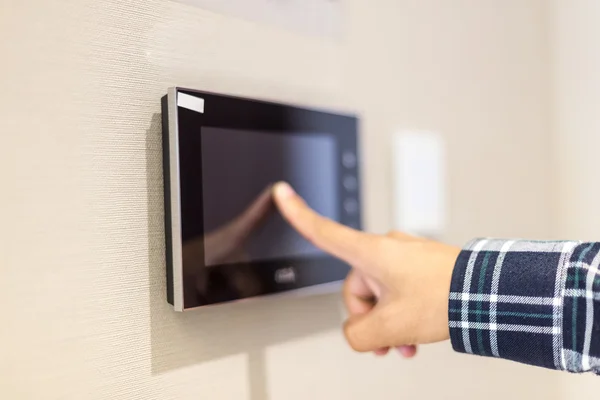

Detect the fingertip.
[
  {"left": 397, "top": 345, "right": 418, "bottom": 358},
  {"left": 273, "top": 182, "right": 370, "bottom": 268},
  {"left": 273, "top": 181, "right": 295, "bottom": 201},
  {"left": 374, "top": 348, "right": 389, "bottom": 356},
  {"left": 272, "top": 181, "right": 304, "bottom": 224}
]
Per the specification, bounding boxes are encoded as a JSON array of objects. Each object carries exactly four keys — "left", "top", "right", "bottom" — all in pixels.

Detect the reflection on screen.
[{"left": 201, "top": 127, "right": 338, "bottom": 266}]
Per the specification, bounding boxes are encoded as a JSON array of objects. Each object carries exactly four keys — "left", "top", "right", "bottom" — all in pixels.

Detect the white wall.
[
  {"left": 549, "top": 0, "right": 600, "bottom": 393},
  {"left": 1, "top": 1, "right": 561, "bottom": 399},
  {"left": 550, "top": 0, "right": 600, "bottom": 241}
]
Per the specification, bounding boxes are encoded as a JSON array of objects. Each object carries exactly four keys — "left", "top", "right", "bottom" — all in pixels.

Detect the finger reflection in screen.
[{"left": 181, "top": 185, "right": 275, "bottom": 304}]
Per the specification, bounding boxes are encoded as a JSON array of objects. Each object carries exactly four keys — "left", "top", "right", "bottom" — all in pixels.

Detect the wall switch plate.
[{"left": 392, "top": 130, "right": 446, "bottom": 238}]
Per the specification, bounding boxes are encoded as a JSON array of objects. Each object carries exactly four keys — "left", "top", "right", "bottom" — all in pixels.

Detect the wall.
[
  {"left": 549, "top": 0, "right": 600, "bottom": 394},
  {"left": 1, "top": 0, "right": 560, "bottom": 399},
  {"left": 550, "top": 0, "right": 600, "bottom": 241}
]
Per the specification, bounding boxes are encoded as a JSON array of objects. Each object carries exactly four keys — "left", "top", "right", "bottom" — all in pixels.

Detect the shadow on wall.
[{"left": 144, "top": 113, "right": 344, "bottom": 397}]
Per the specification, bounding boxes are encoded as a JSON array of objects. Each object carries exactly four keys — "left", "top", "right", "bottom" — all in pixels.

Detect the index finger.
[{"left": 272, "top": 182, "right": 377, "bottom": 269}]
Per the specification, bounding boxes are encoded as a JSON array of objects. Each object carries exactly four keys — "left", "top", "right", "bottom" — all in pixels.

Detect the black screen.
[{"left": 200, "top": 127, "right": 339, "bottom": 266}]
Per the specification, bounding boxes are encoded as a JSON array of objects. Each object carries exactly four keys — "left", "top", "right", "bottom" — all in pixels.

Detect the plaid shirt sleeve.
[{"left": 449, "top": 239, "right": 600, "bottom": 374}]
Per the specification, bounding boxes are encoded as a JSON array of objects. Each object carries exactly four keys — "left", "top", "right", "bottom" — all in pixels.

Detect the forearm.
[{"left": 449, "top": 239, "right": 600, "bottom": 374}]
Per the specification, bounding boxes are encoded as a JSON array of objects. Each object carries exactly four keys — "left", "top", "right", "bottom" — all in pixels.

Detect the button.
[
  {"left": 343, "top": 175, "right": 358, "bottom": 191},
  {"left": 342, "top": 151, "right": 357, "bottom": 168},
  {"left": 343, "top": 198, "right": 359, "bottom": 214}
]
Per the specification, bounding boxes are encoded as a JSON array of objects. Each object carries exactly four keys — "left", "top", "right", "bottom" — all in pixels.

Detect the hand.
[
  {"left": 272, "top": 182, "right": 460, "bottom": 357},
  {"left": 182, "top": 186, "right": 274, "bottom": 302}
]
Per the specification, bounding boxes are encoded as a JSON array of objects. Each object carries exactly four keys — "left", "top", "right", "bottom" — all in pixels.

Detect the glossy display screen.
[{"left": 199, "top": 127, "right": 338, "bottom": 266}]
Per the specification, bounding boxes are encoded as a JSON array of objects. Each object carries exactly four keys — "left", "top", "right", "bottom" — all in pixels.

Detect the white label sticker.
[{"left": 177, "top": 92, "right": 205, "bottom": 113}]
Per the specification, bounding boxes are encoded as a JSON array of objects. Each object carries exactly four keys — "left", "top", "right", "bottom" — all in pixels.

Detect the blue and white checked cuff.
[{"left": 449, "top": 239, "right": 600, "bottom": 374}]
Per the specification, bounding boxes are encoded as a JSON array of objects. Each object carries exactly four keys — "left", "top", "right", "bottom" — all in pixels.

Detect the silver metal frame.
[
  {"left": 167, "top": 87, "right": 184, "bottom": 311},
  {"left": 181, "top": 280, "right": 344, "bottom": 313}
]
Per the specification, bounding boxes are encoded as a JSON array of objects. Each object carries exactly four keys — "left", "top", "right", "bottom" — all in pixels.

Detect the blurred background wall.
[
  {"left": 0, "top": 0, "right": 596, "bottom": 398},
  {"left": 549, "top": 0, "right": 600, "bottom": 395}
]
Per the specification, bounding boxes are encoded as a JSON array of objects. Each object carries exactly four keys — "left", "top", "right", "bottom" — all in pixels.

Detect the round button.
[
  {"left": 343, "top": 198, "right": 359, "bottom": 214},
  {"left": 342, "top": 151, "right": 357, "bottom": 168},
  {"left": 343, "top": 175, "right": 358, "bottom": 191}
]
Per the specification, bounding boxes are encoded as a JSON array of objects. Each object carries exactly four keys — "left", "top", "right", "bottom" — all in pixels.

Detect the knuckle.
[
  {"left": 385, "top": 230, "right": 407, "bottom": 240},
  {"left": 375, "top": 237, "right": 402, "bottom": 261}
]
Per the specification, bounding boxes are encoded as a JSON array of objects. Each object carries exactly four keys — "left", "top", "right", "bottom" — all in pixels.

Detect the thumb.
[{"left": 343, "top": 307, "right": 397, "bottom": 352}]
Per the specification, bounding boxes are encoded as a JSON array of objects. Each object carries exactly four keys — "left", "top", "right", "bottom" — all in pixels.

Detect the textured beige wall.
[
  {"left": 1, "top": 0, "right": 561, "bottom": 399},
  {"left": 550, "top": 0, "right": 600, "bottom": 241},
  {"left": 549, "top": 0, "right": 600, "bottom": 394}
]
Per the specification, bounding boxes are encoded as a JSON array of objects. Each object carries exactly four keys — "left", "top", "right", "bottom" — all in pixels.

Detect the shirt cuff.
[{"left": 448, "top": 238, "right": 596, "bottom": 372}]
